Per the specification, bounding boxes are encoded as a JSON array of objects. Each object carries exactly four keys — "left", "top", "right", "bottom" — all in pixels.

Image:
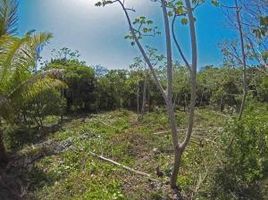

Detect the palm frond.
[
  {"left": 0, "top": 36, "right": 33, "bottom": 88},
  {"left": 0, "top": 69, "right": 66, "bottom": 121},
  {"left": 0, "top": 33, "right": 53, "bottom": 91},
  {"left": 29, "top": 32, "right": 53, "bottom": 51},
  {"left": 0, "top": 0, "right": 18, "bottom": 36},
  {"left": 8, "top": 69, "right": 66, "bottom": 105},
  {"left": 0, "top": 32, "right": 55, "bottom": 122}
]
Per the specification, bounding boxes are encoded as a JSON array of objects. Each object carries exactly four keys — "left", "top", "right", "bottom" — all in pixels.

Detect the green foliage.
[
  {"left": 181, "top": 18, "right": 188, "bottom": 25},
  {"left": 124, "top": 16, "right": 160, "bottom": 46},
  {"left": 0, "top": 0, "right": 66, "bottom": 165},
  {"left": 253, "top": 16, "right": 268, "bottom": 39},
  {"left": 13, "top": 108, "right": 233, "bottom": 200},
  {"left": 45, "top": 59, "right": 96, "bottom": 112},
  {"left": 0, "top": 0, "right": 18, "bottom": 36},
  {"left": 51, "top": 47, "right": 81, "bottom": 62},
  {"left": 96, "top": 69, "right": 130, "bottom": 110},
  {"left": 4, "top": 125, "right": 37, "bottom": 151},
  {"left": 208, "top": 113, "right": 268, "bottom": 199},
  {"left": 255, "top": 74, "right": 268, "bottom": 102},
  {"left": 21, "top": 89, "right": 66, "bottom": 127},
  {"left": 0, "top": 31, "right": 62, "bottom": 123},
  {"left": 198, "top": 66, "right": 241, "bottom": 112},
  {"left": 1, "top": 0, "right": 268, "bottom": 198}
]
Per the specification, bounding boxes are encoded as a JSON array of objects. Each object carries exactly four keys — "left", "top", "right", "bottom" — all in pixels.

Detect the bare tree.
[
  {"left": 130, "top": 49, "right": 163, "bottom": 118},
  {"left": 219, "top": 0, "right": 268, "bottom": 119},
  {"left": 234, "top": 0, "right": 248, "bottom": 120},
  {"left": 219, "top": 1, "right": 248, "bottom": 119},
  {"left": 96, "top": 0, "right": 198, "bottom": 190}
]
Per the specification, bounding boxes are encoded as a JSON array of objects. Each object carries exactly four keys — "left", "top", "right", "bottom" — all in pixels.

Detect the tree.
[
  {"left": 51, "top": 47, "right": 82, "bottom": 63},
  {"left": 173, "top": 66, "right": 191, "bottom": 111},
  {"left": 96, "top": 69, "right": 129, "bottom": 110},
  {"left": 130, "top": 48, "right": 164, "bottom": 118},
  {"left": 20, "top": 88, "right": 66, "bottom": 128},
  {"left": 45, "top": 58, "right": 96, "bottom": 113},
  {"left": 0, "top": 0, "right": 65, "bottom": 164},
  {"left": 218, "top": 0, "right": 268, "bottom": 119},
  {"left": 96, "top": 0, "right": 199, "bottom": 190}
]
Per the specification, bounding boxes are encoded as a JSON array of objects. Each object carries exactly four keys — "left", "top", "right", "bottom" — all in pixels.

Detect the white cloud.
[{"left": 20, "top": 0, "right": 161, "bottom": 68}]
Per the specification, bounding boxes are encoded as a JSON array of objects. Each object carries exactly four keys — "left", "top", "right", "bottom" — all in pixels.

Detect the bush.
[
  {"left": 208, "top": 114, "right": 268, "bottom": 199},
  {"left": 3, "top": 125, "right": 38, "bottom": 151},
  {"left": 45, "top": 61, "right": 96, "bottom": 112},
  {"left": 21, "top": 89, "right": 66, "bottom": 127}
]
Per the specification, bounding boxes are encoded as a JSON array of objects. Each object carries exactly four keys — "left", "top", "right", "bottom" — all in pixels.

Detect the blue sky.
[{"left": 18, "top": 0, "right": 236, "bottom": 69}]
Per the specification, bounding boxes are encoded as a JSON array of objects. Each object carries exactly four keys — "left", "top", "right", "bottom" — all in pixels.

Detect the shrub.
[
  {"left": 208, "top": 114, "right": 268, "bottom": 199},
  {"left": 21, "top": 89, "right": 66, "bottom": 127}
]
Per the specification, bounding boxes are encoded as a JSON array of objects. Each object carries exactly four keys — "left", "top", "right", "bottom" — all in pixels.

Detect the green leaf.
[
  {"left": 181, "top": 18, "right": 188, "bottom": 25},
  {"left": 211, "top": 0, "right": 220, "bottom": 7}
]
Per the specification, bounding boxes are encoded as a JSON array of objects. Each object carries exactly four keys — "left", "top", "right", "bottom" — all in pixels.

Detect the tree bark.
[
  {"left": 235, "top": 0, "right": 248, "bottom": 120},
  {"left": 0, "top": 130, "right": 8, "bottom": 164},
  {"left": 170, "top": 145, "right": 183, "bottom": 188},
  {"left": 147, "top": 80, "right": 151, "bottom": 112},
  {"left": 140, "top": 76, "right": 147, "bottom": 118},
  {"left": 170, "top": 0, "right": 198, "bottom": 188},
  {"left": 136, "top": 83, "right": 140, "bottom": 114},
  {"left": 220, "top": 95, "right": 224, "bottom": 112},
  {"left": 184, "top": 94, "right": 187, "bottom": 112},
  {"left": 200, "top": 89, "right": 205, "bottom": 106},
  {"left": 160, "top": 0, "right": 183, "bottom": 189}
]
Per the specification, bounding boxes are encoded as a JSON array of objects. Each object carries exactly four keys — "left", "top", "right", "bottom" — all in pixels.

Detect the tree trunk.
[
  {"left": 235, "top": 0, "right": 248, "bottom": 120},
  {"left": 239, "top": 89, "right": 247, "bottom": 119},
  {"left": 170, "top": 0, "right": 198, "bottom": 190},
  {"left": 118, "top": 0, "right": 197, "bottom": 191},
  {"left": 220, "top": 95, "right": 224, "bottom": 112},
  {"left": 200, "top": 89, "right": 205, "bottom": 106},
  {"left": 136, "top": 83, "right": 140, "bottom": 114},
  {"left": 0, "top": 130, "right": 8, "bottom": 164},
  {"left": 166, "top": 103, "right": 180, "bottom": 189},
  {"left": 173, "top": 93, "right": 178, "bottom": 109},
  {"left": 184, "top": 94, "right": 187, "bottom": 112},
  {"left": 147, "top": 80, "right": 150, "bottom": 112},
  {"left": 160, "top": 0, "right": 183, "bottom": 188},
  {"left": 140, "top": 76, "right": 147, "bottom": 118},
  {"left": 170, "top": 146, "right": 183, "bottom": 189}
]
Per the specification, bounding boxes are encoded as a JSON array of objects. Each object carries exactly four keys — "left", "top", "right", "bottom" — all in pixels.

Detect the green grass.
[{"left": 9, "top": 106, "right": 266, "bottom": 199}]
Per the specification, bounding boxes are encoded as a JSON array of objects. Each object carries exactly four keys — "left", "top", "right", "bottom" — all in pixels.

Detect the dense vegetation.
[{"left": 0, "top": 0, "right": 267, "bottom": 199}]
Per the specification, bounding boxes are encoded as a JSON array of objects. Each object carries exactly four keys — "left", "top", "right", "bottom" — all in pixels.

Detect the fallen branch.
[
  {"left": 153, "top": 127, "right": 222, "bottom": 135},
  {"left": 88, "top": 151, "right": 160, "bottom": 182},
  {"left": 153, "top": 130, "right": 170, "bottom": 135}
]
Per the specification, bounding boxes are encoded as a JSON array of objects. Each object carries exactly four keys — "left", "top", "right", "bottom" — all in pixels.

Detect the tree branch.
[
  {"left": 181, "top": 0, "right": 197, "bottom": 150},
  {"left": 88, "top": 151, "right": 160, "bottom": 182},
  {"left": 161, "top": 0, "right": 173, "bottom": 102},
  {"left": 172, "top": 14, "right": 191, "bottom": 71},
  {"left": 117, "top": 0, "right": 168, "bottom": 102}
]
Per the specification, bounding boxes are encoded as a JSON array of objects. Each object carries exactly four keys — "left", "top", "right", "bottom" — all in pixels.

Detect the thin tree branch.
[
  {"left": 117, "top": 0, "right": 168, "bottom": 102},
  {"left": 235, "top": 0, "right": 248, "bottom": 120},
  {"left": 181, "top": 0, "right": 197, "bottom": 150},
  {"left": 172, "top": 14, "right": 191, "bottom": 71},
  {"left": 161, "top": 0, "right": 173, "bottom": 102}
]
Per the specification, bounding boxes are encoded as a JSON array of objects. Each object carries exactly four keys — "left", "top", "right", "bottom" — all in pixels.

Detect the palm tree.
[{"left": 0, "top": 0, "right": 65, "bottom": 163}]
